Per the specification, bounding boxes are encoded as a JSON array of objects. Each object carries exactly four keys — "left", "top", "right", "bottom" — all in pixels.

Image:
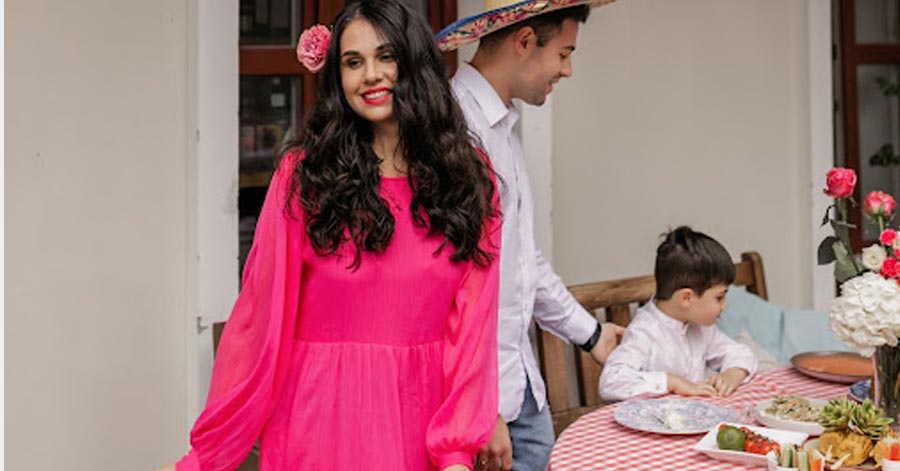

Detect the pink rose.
[
  {"left": 823, "top": 168, "right": 857, "bottom": 198},
  {"left": 882, "top": 257, "right": 900, "bottom": 278},
  {"left": 864, "top": 191, "right": 897, "bottom": 218},
  {"left": 296, "top": 25, "right": 331, "bottom": 73},
  {"left": 882, "top": 229, "right": 899, "bottom": 246},
  {"left": 894, "top": 248, "right": 900, "bottom": 259}
]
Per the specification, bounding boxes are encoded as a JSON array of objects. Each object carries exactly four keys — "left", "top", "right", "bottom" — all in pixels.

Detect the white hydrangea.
[
  {"left": 830, "top": 272, "right": 900, "bottom": 357},
  {"left": 862, "top": 244, "right": 888, "bottom": 271}
]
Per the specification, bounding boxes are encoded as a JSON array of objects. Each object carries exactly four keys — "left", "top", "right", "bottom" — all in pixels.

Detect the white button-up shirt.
[
  {"left": 599, "top": 301, "right": 759, "bottom": 402},
  {"left": 451, "top": 63, "right": 598, "bottom": 421}
]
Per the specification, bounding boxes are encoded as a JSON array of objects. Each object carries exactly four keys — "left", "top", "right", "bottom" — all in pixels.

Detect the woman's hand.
[
  {"left": 154, "top": 464, "right": 176, "bottom": 471},
  {"left": 473, "top": 415, "right": 513, "bottom": 471},
  {"left": 443, "top": 466, "right": 470, "bottom": 471}
]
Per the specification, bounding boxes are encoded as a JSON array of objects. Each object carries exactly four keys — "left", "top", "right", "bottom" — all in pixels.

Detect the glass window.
[
  {"left": 855, "top": 0, "right": 900, "bottom": 44},
  {"left": 240, "top": 0, "right": 300, "bottom": 45},
  {"left": 857, "top": 64, "right": 900, "bottom": 240},
  {"left": 238, "top": 75, "right": 301, "bottom": 273}
]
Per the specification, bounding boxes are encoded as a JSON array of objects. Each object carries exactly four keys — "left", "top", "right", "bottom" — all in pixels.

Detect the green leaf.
[
  {"left": 817, "top": 236, "right": 839, "bottom": 265},
  {"left": 821, "top": 205, "right": 834, "bottom": 227},
  {"left": 833, "top": 240, "right": 862, "bottom": 283},
  {"left": 877, "top": 77, "right": 900, "bottom": 97},
  {"left": 832, "top": 219, "right": 857, "bottom": 230},
  {"left": 831, "top": 220, "right": 851, "bottom": 241},
  {"left": 869, "top": 144, "right": 898, "bottom": 167}
]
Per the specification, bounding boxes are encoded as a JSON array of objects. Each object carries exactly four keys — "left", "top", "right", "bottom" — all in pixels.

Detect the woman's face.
[{"left": 339, "top": 18, "right": 398, "bottom": 127}]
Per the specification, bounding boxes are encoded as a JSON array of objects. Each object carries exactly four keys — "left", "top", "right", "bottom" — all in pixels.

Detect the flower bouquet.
[{"left": 820, "top": 168, "right": 900, "bottom": 425}]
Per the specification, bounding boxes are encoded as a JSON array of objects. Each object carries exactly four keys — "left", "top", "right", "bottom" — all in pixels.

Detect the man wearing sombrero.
[{"left": 436, "top": 1, "right": 622, "bottom": 470}]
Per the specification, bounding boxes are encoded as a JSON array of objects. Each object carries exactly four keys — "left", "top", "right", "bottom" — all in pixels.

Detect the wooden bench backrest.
[{"left": 538, "top": 251, "right": 768, "bottom": 436}]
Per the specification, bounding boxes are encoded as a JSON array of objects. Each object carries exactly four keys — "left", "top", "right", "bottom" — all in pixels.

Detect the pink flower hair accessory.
[{"left": 296, "top": 24, "right": 332, "bottom": 73}]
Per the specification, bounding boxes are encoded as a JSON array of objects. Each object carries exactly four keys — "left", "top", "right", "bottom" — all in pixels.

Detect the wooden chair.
[{"left": 538, "top": 251, "right": 768, "bottom": 436}]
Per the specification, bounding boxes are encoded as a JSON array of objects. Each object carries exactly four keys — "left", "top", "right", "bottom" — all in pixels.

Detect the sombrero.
[{"left": 435, "top": 0, "right": 617, "bottom": 52}]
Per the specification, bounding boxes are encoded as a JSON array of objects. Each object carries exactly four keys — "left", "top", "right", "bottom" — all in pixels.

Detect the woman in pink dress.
[{"left": 157, "top": 1, "right": 501, "bottom": 470}]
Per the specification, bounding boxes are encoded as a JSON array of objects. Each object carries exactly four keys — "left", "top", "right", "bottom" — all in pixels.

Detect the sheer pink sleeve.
[
  {"left": 426, "top": 159, "right": 501, "bottom": 471},
  {"left": 177, "top": 153, "right": 304, "bottom": 471}
]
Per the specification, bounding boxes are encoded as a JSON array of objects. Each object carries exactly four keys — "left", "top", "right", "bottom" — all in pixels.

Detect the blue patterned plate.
[
  {"left": 849, "top": 379, "right": 871, "bottom": 402},
  {"left": 613, "top": 398, "right": 738, "bottom": 435}
]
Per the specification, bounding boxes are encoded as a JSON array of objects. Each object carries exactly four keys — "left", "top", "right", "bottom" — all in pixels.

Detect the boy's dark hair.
[
  {"left": 654, "top": 226, "right": 735, "bottom": 300},
  {"left": 478, "top": 5, "right": 590, "bottom": 51}
]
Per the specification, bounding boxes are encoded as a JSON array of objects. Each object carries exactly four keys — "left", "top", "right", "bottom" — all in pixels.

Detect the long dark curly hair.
[{"left": 282, "top": 0, "right": 498, "bottom": 269}]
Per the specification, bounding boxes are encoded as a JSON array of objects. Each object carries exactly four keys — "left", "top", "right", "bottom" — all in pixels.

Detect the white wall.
[
  {"left": 553, "top": 0, "right": 815, "bottom": 308},
  {"left": 6, "top": 0, "right": 192, "bottom": 468}
]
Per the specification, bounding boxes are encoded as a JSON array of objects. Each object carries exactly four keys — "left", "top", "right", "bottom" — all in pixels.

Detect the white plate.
[
  {"left": 694, "top": 422, "right": 810, "bottom": 467},
  {"left": 613, "top": 398, "right": 737, "bottom": 435},
  {"left": 756, "top": 397, "right": 827, "bottom": 436}
]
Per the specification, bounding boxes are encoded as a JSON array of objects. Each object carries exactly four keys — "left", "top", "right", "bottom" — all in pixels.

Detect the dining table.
[{"left": 549, "top": 367, "right": 852, "bottom": 470}]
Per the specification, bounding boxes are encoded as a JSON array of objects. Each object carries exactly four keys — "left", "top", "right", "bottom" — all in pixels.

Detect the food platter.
[
  {"left": 792, "top": 351, "right": 874, "bottom": 384},
  {"left": 756, "top": 396, "right": 827, "bottom": 436},
  {"left": 613, "top": 398, "right": 737, "bottom": 435},
  {"left": 694, "top": 422, "right": 809, "bottom": 467}
]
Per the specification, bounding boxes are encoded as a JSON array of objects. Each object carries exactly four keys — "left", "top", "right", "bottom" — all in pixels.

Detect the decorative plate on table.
[
  {"left": 756, "top": 396, "right": 827, "bottom": 436},
  {"left": 850, "top": 379, "right": 872, "bottom": 402},
  {"left": 803, "top": 438, "right": 879, "bottom": 470},
  {"left": 694, "top": 422, "right": 809, "bottom": 467},
  {"left": 791, "top": 351, "right": 873, "bottom": 384},
  {"left": 613, "top": 398, "right": 737, "bottom": 435}
]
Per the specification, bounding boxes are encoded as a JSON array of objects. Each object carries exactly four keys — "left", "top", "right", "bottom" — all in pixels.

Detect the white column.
[{"left": 809, "top": 0, "right": 835, "bottom": 312}]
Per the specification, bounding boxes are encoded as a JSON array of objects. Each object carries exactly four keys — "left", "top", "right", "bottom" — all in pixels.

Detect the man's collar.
[{"left": 455, "top": 62, "right": 515, "bottom": 128}]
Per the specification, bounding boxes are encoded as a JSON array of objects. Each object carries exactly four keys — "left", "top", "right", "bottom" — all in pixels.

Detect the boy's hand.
[
  {"left": 590, "top": 322, "right": 626, "bottom": 364},
  {"left": 667, "top": 373, "right": 717, "bottom": 397},
  {"left": 705, "top": 368, "right": 748, "bottom": 397}
]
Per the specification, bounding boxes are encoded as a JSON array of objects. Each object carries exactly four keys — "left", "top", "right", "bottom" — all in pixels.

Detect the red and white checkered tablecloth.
[{"left": 549, "top": 368, "right": 851, "bottom": 471}]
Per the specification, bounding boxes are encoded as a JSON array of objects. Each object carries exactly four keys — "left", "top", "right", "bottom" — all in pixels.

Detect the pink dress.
[{"left": 177, "top": 155, "right": 500, "bottom": 471}]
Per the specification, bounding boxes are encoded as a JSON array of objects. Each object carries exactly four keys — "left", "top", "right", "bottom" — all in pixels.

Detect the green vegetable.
[
  {"left": 798, "top": 450, "right": 809, "bottom": 471},
  {"left": 716, "top": 425, "right": 746, "bottom": 451},
  {"left": 781, "top": 444, "right": 795, "bottom": 467}
]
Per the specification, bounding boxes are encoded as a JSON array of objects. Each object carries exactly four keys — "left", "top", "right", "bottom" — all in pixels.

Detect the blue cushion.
[
  {"left": 718, "top": 286, "right": 785, "bottom": 362},
  {"left": 780, "top": 309, "right": 850, "bottom": 364},
  {"left": 717, "top": 286, "right": 851, "bottom": 365}
]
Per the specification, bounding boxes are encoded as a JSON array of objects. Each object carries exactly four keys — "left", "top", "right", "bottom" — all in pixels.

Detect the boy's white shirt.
[{"left": 599, "top": 301, "right": 759, "bottom": 402}]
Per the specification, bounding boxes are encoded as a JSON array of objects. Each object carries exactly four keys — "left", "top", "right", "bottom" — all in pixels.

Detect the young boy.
[{"left": 599, "top": 226, "right": 758, "bottom": 402}]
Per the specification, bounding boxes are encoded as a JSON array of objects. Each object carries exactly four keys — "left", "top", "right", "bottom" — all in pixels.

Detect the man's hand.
[
  {"left": 667, "top": 373, "right": 717, "bottom": 397},
  {"left": 705, "top": 368, "right": 748, "bottom": 397},
  {"left": 589, "top": 322, "right": 626, "bottom": 364},
  {"left": 474, "top": 415, "right": 513, "bottom": 471}
]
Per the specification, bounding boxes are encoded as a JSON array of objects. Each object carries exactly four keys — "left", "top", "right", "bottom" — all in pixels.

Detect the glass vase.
[{"left": 874, "top": 344, "right": 900, "bottom": 428}]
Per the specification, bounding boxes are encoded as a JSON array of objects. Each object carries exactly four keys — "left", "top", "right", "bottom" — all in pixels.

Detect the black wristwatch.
[{"left": 579, "top": 323, "right": 602, "bottom": 352}]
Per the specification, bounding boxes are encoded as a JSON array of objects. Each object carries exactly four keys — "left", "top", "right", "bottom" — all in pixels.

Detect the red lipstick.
[{"left": 362, "top": 87, "right": 392, "bottom": 105}]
